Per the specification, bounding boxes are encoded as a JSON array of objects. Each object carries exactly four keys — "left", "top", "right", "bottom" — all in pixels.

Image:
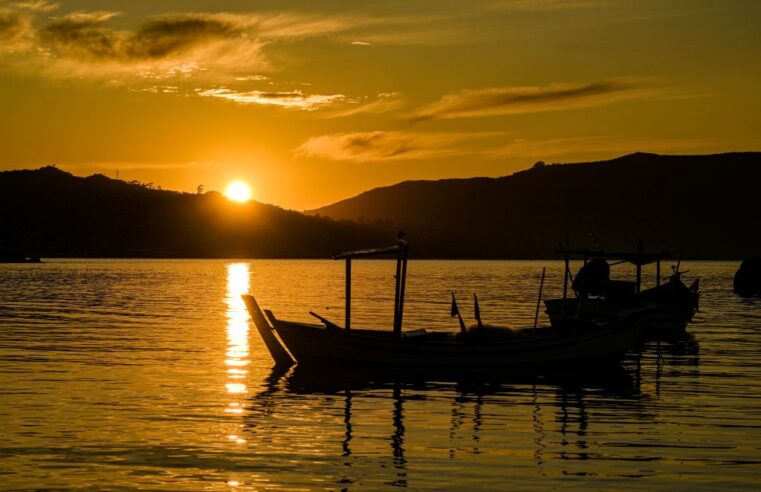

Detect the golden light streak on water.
[{"left": 224, "top": 263, "right": 250, "bottom": 415}]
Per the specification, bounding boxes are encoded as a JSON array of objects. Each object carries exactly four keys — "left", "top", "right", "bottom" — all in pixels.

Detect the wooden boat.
[
  {"left": 242, "top": 237, "right": 652, "bottom": 371},
  {"left": 544, "top": 247, "right": 699, "bottom": 331}
]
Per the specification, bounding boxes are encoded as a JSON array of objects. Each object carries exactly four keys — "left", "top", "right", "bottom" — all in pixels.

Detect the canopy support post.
[
  {"left": 392, "top": 249, "right": 402, "bottom": 336},
  {"left": 396, "top": 243, "right": 409, "bottom": 337},
  {"left": 636, "top": 264, "right": 642, "bottom": 294},
  {"left": 656, "top": 259, "right": 661, "bottom": 287},
  {"left": 345, "top": 257, "right": 351, "bottom": 332},
  {"left": 562, "top": 254, "right": 570, "bottom": 302}
]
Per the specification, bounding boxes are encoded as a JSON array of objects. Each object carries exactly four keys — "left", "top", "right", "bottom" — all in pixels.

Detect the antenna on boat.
[
  {"left": 533, "top": 267, "right": 546, "bottom": 332},
  {"left": 672, "top": 248, "right": 683, "bottom": 281},
  {"left": 451, "top": 292, "right": 467, "bottom": 334},
  {"left": 474, "top": 293, "right": 484, "bottom": 331}
]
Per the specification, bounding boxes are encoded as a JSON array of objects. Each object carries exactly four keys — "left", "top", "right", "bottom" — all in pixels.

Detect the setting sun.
[{"left": 225, "top": 181, "right": 252, "bottom": 203}]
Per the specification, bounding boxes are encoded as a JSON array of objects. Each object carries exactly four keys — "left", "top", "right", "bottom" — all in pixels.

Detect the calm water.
[{"left": 0, "top": 260, "right": 759, "bottom": 490}]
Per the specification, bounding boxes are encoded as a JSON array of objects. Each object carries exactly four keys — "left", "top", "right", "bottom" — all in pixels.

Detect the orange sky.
[{"left": 0, "top": 0, "right": 759, "bottom": 210}]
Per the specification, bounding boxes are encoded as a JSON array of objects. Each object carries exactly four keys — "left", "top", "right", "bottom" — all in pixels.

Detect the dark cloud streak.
[
  {"left": 40, "top": 12, "right": 251, "bottom": 62},
  {"left": 0, "top": 8, "right": 30, "bottom": 46},
  {"left": 412, "top": 80, "right": 644, "bottom": 121}
]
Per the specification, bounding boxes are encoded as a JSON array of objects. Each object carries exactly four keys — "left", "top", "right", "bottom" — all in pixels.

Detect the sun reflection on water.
[{"left": 225, "top": 263, "right": 250, "bottom": 415}]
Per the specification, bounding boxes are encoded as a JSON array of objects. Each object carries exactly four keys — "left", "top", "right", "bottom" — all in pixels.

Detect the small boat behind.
[
  {"left": 545, "top": 246, "right": 699, "bottom": 332},
  {"left": 243, "top": 237, "right": 652, "bottom": 372}
]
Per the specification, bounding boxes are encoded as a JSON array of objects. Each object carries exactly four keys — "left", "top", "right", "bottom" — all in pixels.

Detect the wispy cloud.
[
  {"left": 0, "top": 7, "right": 32, "bottom": 50},
  {"left": 2, "top": 9, "right": 362, "bottom": 80},
  {"left": 350, "top": 40, "right": 372, "bottom": 46},
  {"left": 489, "top": 135, "right": 714, "bottom": 160},
  {"left": 9, "top": 0, "right": 57, "bottom": 12},
  {"left": 487, "top": 0, "right": 610, "bottom": 11},
  {"left": 324, "top": 92, "right": 404, "bottom": 118},
  {"left": 297, "top": 130, "right": 709, "bottom": 164},
  {"left": 296, "top": 131, "right": 498, "bottom": 162},
  {"left": 36, "top": 11, "right": 266, "bottom": 77},
  {"left": 411, "top": 79, "right": 649, "bottom": 121},
  {"left": 197, "top": 87, "right": 346, "bottom": 110}
]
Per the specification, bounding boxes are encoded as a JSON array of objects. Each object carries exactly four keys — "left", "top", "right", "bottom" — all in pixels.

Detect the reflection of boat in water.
[
  {"left": 545, "top": 246, "right": 699, "bottom": 333},
  {"left": 243, "top": 363, "right": 646, "bottom": 486},
  {"left": 280, "top": 363, "right": 639, "bottom": 397},
  {"left": 243, "top": 237, "right": 652, "bottom": 371}
]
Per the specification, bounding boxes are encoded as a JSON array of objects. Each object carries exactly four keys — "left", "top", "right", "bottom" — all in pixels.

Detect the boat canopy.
[
  {"left": 333, "top": 234, "right": 409, "bottom": 336},
  {"left": 558, "top": 249, "right": 672, "bottom": 266},
  {"left": 333, "top": 243, "right": 406, "bottom": 260}
]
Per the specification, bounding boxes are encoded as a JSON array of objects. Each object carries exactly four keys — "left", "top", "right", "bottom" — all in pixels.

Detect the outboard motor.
[
  {"left": 573, "top": 258, "right": 610, "bottom": 296},
  {"left": 734, "top": 258, "right": 761, "bottom": 296}
]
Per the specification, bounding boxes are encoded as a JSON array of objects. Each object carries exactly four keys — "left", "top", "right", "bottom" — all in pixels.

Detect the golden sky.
[{"left": 0, "top": 0, "right": 759, "bottom": 210}]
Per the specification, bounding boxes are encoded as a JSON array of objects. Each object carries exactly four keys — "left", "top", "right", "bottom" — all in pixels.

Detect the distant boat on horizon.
[{"left": 0, "top": 253, "right": 42, "bottom": 264}]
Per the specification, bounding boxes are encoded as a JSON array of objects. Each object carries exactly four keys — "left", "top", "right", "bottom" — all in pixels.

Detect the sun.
[{"left": 225, "top": 180, "right": 252, "bottom": 203}]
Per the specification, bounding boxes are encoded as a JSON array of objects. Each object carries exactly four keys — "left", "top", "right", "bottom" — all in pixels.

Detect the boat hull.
[
  {"left": 545, "top": 298, "right": 693, "bottom": 332},
  {"left": 268, "top": 311, "right": 650, "bottom": 370}
]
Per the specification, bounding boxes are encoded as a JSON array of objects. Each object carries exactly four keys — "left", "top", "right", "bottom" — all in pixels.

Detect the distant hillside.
[
  {"left": 0, "top": 167, "right": 392, "bottom": 258},
  {"left": 309, "top": 153, "right": 761, "bottom": 259}
]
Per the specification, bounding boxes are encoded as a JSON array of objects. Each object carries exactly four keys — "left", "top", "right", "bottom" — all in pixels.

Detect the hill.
[
  {"left": 0, "top": 167, "right": 392, "bottom": 258},
  {"left": 309, "top": 153, "right": 761, "bottom": 259}
]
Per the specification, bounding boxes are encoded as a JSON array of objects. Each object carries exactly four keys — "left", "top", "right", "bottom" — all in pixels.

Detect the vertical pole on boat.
[
  {"left": 533, "top": 267, "right": 546, "bottom": 332},
  {"left": 392, "top": 248, "right": 403, "bottom": 336},
  {"left": 562, "top": 253, "right": 570, "bottom": 322},
  {"left": 656, "top": 258, "right": 661, "bottom": 287},
  {"left": 562, "top": 253, "right": 569, "bottom": 302},
  {"left": 345, "top": 257, "right": 352, "bottom": 332},
  {"left": 636, "top": 263, "right": 642, "bottom": 294},
  {"left": 396, "top": 242, "right": 409, "bottom": 337},
  {"left": 636, "top": 239, "right": 644, "bottom": 294}
]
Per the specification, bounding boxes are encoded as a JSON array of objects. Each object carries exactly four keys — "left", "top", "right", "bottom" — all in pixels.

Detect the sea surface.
[{"left": 0, "top": 259, "right": 759, "bottom": 490}]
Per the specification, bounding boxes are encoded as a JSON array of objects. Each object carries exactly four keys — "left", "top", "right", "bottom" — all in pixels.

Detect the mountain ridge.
[{"left": 308, "top": 152, "right": 761, "bottom": 259}]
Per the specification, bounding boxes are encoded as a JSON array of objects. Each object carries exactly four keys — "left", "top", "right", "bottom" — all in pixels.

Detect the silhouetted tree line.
[{"left": 0, "top": 166, "right": 393, "bottom": 258}]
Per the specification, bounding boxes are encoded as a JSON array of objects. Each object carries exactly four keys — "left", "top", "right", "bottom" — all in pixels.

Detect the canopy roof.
[
  {"left": 559, "top": 249, "right": 672, "bottom": 266},
  {"left": 333, "top": 241, "right": 407, "bottom": 260}
]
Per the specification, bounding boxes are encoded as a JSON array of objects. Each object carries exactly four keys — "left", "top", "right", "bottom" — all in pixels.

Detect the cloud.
[
  {"left": 411, "top": 80, "right": 648, "bottom": 121},
  {"left": 0, "top": 7, "right": 32, "bottom": 50},
  {"left": 488, "top": 135, "right": 714, "bottom": 160},
  {"left": 296, "top": 130, "right": 710, "bottom": 164},
  {"left": 350, "top": 40, "right": 371, "bottom": 46},
  {"left": 10, "top": 0, "right": 58, "bottom": 12},
  {"left": 487, "top": 0, "right": 609, "bottom": 11},
  {"left": 296, "top": 131, "right": 497, "bottom": 162},
  {"left": 235, "top": 74, "right": 269, "bottom": 81},
  {"left": 254, "top": 13, "right": 355, "bottom": 39},
  {"left": 6, "top": 10, "right": 361, "bottom": 80},
  {"left": 38, "top": 11, "right": 265, "bottom": 75},
  {"left": 196, "top": 87, "right": 345, "bottom": 110},
  {"left": 324, "top": 92, "right": 404, "bottom": 118}
]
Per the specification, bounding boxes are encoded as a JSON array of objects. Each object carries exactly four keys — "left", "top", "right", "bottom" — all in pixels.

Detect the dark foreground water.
[{"left": 0, "top": 260, "right": 759, "bottom": 490}]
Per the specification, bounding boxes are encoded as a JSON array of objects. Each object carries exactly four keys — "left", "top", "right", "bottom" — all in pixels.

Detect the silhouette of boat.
[
  {"left": 734, "top": 258, "right": 761, "bottom": 296},
  {"left": 544, "top": 246, "right": 699, "bottom": 332},
  {"left": 243, "top": 237, "right": 652, "bottom": 371},
  {"left": 0, "top": 253, "right": 41, "bottom": 263}
]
